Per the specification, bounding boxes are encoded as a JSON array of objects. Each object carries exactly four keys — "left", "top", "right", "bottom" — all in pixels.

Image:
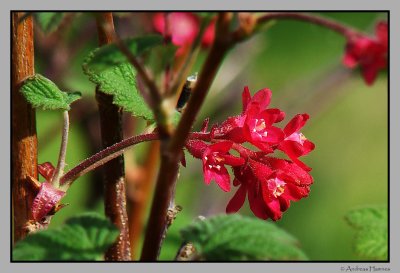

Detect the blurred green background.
[{"left": 33, "top": 12, "right": 388, "bottom": 260}]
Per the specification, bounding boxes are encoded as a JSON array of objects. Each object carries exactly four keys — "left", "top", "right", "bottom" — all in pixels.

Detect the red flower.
[
  {"left": 226, "top": 157, "right": 313, "bottom": 221},
  {"left": 213, "top": 87, "right": 285, "bottom": 152},
  {"left": 153, "top": 12, "right": 215, "bottom": 55},
  {"left": 186, "top": 140, "right": 244, "bottom": 192},
  {"left": 343, "top": 21, "right": 388, "bottom": 85},
  {"left": 278, "top": 114, "right": 315, "bottom": 171},
  {"left": 186, "top": 85, "right": 314, "bottom": 221}
]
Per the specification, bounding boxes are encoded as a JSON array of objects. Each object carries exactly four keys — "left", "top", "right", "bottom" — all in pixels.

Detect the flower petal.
[
  {"left": 208, "top": 140, "right": 233, "bottom": 153},
  {"left": 223, "top": 154, "right": 245, "bottom": 166},
  {"left": 361, "top": 65, "right": 379, "bottom": 85},
  {"left": 212, "top": 166, "right": 231, "bottom": 192},
  {"left": 264, "top": 126, "right": 285, "bottom": 144},
  {"left": 251, "top": 141, "right": 274, "bottom": 154},
  {"left": 249, "top": 159, "right": 273, "bottom": 182},
  {"left": 264, "top": 157, "right": 313, "bottom": 185},
  {"left": 250, "top": 88, "right": 272, "bottom": 110},
  {"left": 376, "top": 21, "right": 388, "bottom": 49},
  {"left": 265, "top": 199, "right": 283, "bottom": 221},
  {"left": 248, "top": 185, "right": 269, "bottom": 220},
  {"left": 242, "top": 86, "right": 251, "bottom": 113},
  {"left": 283, "top": 114, "right": 309, "bottom": 137},
  {"left": 282, "top": 183, "right": 310, "bottom": 201},
  {"left": 260, "top": 108, "right": 286, "bottom": 125},
  {"left": 343, "top": 48, "right": 358, "bottom": 68},
  {"left": 201, "top": 19, "right": 215, "bottom": 47},
  {"left": 226, "top": 184, "right": 247, "bottom": 213},
  {"left": 168, "top": 12, "right": 199, "bottom": 46}
]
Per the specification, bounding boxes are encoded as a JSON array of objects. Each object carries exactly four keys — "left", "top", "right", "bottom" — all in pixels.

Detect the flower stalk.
[
  {"left": 256, "top": 12, "right": 357, "bottom": 38},
  {"left": 51, "top": 111, "right": 69, "bottom": 187}
]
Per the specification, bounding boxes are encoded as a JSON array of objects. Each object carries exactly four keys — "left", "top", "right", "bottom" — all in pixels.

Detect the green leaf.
[
  {"left": 20, "top": 74, "right": 81, "bottom": 111},
  {"left": 82, "top": 36, "right": 166, "bottom": 120},
  {"left": 13, "top": 212, "right": 119, "bottom": 261},
  {"left": 180, "top": 214, "right": 308, "bottom": 261},
  {"left": 83, "top": 61, "right": 153, "bottom": 120},
  {"left": 345, "top": 205, "right": 388, "bottom": 260},
  {"left": 34, "top": 12, "right": 65, "bottom": 34},
  {"left": 84, "top": 35, "right": 164, "bottom": 74}
]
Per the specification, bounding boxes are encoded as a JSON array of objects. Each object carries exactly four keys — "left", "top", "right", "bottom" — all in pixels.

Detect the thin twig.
[
  {"left": 256, "top": 12, "right": 358, "bottom": 38},
  {"left": 51, "top": 111, "right": 69, "bottom": 187}
]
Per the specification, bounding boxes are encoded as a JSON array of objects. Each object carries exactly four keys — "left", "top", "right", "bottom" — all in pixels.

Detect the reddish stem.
[
  {"left": 60, "top": 132, "right": 210, "bottom": 186},
  {"left": 257, "top": 12, "right": 356, "bottom": 38},
  {"left": 12, "top": 12, "right": 37, "bottom": 243}
]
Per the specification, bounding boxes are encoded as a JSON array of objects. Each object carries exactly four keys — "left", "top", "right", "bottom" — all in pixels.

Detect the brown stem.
[
  {"left": 95, "top": 12, "right": 131, "bottom": 261},
  {"left": 256, "top": 12, "right": 356, "bottom": 38},
  {"left": 128, "top": 140, "right": 160, "bottom": 259},
  {"left": 11, "top": 12, "right": 37, "bottom": 244},
  {"left": 140, "top": 12, "right": 234, "bottom": 261}
]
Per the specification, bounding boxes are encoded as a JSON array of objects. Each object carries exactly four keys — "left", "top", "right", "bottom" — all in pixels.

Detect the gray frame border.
[{"left": 2, "top": 1, "right": 397, "bottom": 272}]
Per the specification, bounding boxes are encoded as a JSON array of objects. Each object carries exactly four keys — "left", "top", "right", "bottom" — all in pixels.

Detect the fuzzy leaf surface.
[
  {"left": 12, "top": 213, "right": 119, "bottom": 261},
  {"left": 180, "top": 214, "right": 308, "bottom": 261},
  {"left": 20, "top": 74, "right": 81, "bottom": 111},
  {"left": 345, "top": 205, "right": 388, "bottom": 260}
]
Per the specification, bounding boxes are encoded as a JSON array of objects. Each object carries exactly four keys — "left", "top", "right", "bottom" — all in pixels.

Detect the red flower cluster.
[
  {"left": 186, "top": 87, "right": 315, "bottom": 221},
  {"left": 343, "top": 21, "right": 388, "bottom": 85},
  {"left": 153, "top": 12, "right": 215, "bottom": 56}
]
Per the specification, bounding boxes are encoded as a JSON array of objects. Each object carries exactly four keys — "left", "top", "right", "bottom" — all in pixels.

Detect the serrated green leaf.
[
  {"left": 180, "top": 214, "right": 308, "bottom": 261},
  {"left": 12, "top": 212, "right": 119, "bottom": 261},
  {"left": 34, "top": 12, "right": 65, "bottom": 34},
  {"left": 82, "top": 36, "right": 166, "bottom": 120},
  {"left": 85, "top": 35, "right": 164, "bottom": 73},
  {"left": 20, "top": 74, "right": 81, "bottom": 111},
  {"left": 345, "top": 205, "right": 388, "bottom": 260},
  {"left": 83, "top": 61, "right": 153, "bottom": 120}
]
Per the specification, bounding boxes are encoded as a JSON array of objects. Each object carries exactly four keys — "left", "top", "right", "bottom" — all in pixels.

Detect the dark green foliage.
[
  {"left": 180, "top": 214, "right": 308, "bottom": 261},
  {"left": 12, "top": 213, "right": 120, "bottom": 261}
]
